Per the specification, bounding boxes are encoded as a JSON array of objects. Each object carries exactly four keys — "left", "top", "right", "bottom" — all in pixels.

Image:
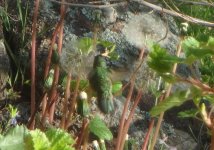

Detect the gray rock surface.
[{"left": 0, "top": 22, "right": 10, "bottom": 99}]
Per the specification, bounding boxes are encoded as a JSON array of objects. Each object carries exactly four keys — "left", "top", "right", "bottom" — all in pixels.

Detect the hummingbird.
[{"left": 89, "top": 54, "right": 114, "bottom": 114}]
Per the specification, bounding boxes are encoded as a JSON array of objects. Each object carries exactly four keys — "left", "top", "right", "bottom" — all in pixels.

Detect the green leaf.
[
  {"left": 0, "top": 125, "right": 28, "bottom": 150},
  {"left": 159, "top": 73, "right": 177, "bottom": 83},
  {"left": 51, "top": 50, "right": 60, "bottom": 65},
  {"left": 112, "top": 81, "right": 122, "bottom": 94},
  {"left": 77, "top": 98, "right": 90, "bottom": 117},
  {"left": 182, "top": 37, "right": 200, "bottom": 50},
  {"left": 150, "top": 90, "right": 192, "bottom": 117},
  {"left": 77, "top": 37, "right": 93, "bottom": 55},
  {"left": 89, "top": 116, "right": 113, "bottom": 140},
  {"left": 44, "top": 69, "right": 54, "bottom": 90},
  {"left": 148, "top": 44, "right": 183, "bottom": 73},
  {"left": 70, "top": 80, "right": 89, "bottom": 91},
  {"left": 24, "top": 129, "right": 49, "bottom": 150},
  {"left": 207, "top": 36, "right": 214, "bottom": 48},
  {"left": 108, "top": 51, "right": 120, "bottom": 61},
  {"left": 45, "top": 128, "right": 75, "bottom": 150},
  {"left": 182, "top": 37, "right": 214, "bottom": 62},
  {"left": 178, "top": 109, "right": 199, "bottom": 118},
  {"left": 98, "top": 40, "right": 115, "bottom": 53}
]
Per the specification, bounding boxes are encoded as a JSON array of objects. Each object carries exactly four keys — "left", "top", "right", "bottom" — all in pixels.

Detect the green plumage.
[{"left": 89, "top": 55, "right": 114, "bottom": 113}]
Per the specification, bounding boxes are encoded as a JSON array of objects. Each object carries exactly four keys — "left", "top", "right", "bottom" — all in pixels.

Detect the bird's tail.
[{"left": 98, "top": 90, "right": 114, "bottom": 114}]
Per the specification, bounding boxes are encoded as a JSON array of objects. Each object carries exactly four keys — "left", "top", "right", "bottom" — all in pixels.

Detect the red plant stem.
[
  {"left": 115, "top": 81, "right": 134, "bottom": 150},
  {"left": 75, "top": 118, "right": 89, "bottom": 150},
  {"left": 29, "top": 0, "right": 40, "bottom": 130},
  {"left": 41, "top": 1, "right": 66, "bottom": 117},
  {"left": 48, "top": 2, "right": 65, "bottom": 123},
  {"left": 141, "top": 119, "right": 155, "bottom": 150},
  {"left": 65, "top": 77, "right": 80, "bottom": 129},
  {"left": 116, "top": 48, "right": 144, "bottom": 149},
  {"left": 60, "top": 71, "right": 71, "bottom": 129},
  {"left": 120, "top": 90, "right": 143, "bottom": 150},
  {"left": 150, "top": 39, "right": 182, "bottom": 150}
]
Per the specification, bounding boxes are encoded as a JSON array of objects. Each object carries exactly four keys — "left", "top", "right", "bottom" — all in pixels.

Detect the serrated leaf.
[
  {"left": 89, "top": 116, "right": 113, "bottom": 140},
  {"left": 182, "top": 37, "right": 214, "bottom": 61},
  {"left": 150, "top": 90, "right": 192, "bottom": 117},
  {"left": 24, "top": 129, "right": 49, "bottom": 150},
  {"left": 45, "top": 128, "right": 75, "bottom": 150},
  {"left": 148, "top": 44, "right": 183, "bottom": 73},
  {"left": 98, "top": 40, "right": 115, "bottom": 53},
  {"left": 182, "top": 37, "right": 200, "bottom": 50},
  {"left": 178, "top": 109, "right": 199, "bottom": 118},
  {"left": 0, "top": 125, "right": 28, "bottom": 150},
  {"left": 112, "top": 81, "right": 122, "bottom": 94},
  {"left": 77, "top": 37, "right": 93, "bottom": 55}
]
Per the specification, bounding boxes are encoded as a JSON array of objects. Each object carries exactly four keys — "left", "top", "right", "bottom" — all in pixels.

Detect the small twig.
[
  {"left": 48, "top": 1, "right": 66, "bottom": 123},
  {"left": 136, "top": 0, "right": 214, "bottom": 27},
  {"left": 141, "top": 119, "right": 155, "bottom": 150},
  {"left": 65, "top": 76, "right": 80, "bottom": 129},
  {"left": 75, "top": 118, "right": 89, "bottom": 150},
  {"left": 29, "top": 0, "right": 40, "bottom": 130},
  {"left": 120, "top": 89, "right": 143, "bottom": 150},
  {"left": 176, "top": 0, "right": 214, "bottom": 7},
  {"left": 41, "top": 2, "right": 66, "bottom": 119},
  {"left": 48, "top": 0, "right": 127, "bottom": 9},
  {"left": 115, "top": 80, "right": 135, "bottom": 150}
]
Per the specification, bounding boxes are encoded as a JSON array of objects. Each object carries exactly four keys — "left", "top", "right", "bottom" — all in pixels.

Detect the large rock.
[{"left": 0, "top": 22, "right": 10, "bottom": 100}]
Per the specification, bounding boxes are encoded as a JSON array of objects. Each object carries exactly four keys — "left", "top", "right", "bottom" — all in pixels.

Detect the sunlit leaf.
[
  {"left": 150, "top": 90, "right": 192, "bottom": 117},
  {"left": 206, "top": 37, "right": 214, "bottom": 48},
  {"left": 77, "top": 37, "right": 93, "bottom": 55},
  {"left": 25, "top": 129, "right": 49, "bottom": 150},
  {"left": 182, "top": 37, "right": 214, "bottom": 62},
  {"left": 45, "top": 128, "right": 75, "bottom": 150},
  {"left": 0, "top": 125, "right": 28, "bottom": 150}
]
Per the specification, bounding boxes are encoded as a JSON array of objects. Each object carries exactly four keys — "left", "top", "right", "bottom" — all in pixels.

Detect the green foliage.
[
  {"left": 0, "top": 126, "right": 75, "bottom": 150},
  {"left": 77, "top": 37, "right": 119, "bottom": 60},
  {"left": 0, "top": 5, "right": 11, "bottom": 31},
  {"left": 45, "top": 128, "right": 74, "bottom": 150},
  {"left": 172, "top": 1, "right": 214, "bottom": 41},
  {"left": 112, "top": 81, "right": 122, "bottom": 94},
  {"left": 24, "top": 129, "right": 49, "bottom": 150},
  {"left": 0, "top": 126, "right": 27, "bottom": 150},
  {"left": 77, "top": 92, "right": 90, "bottom": 117},
  {"left": 44, "top": 69, "right": 54, "bottom": 90},
  {"left": 200, "top": 56, "right": 214, "bottom": 87},
  {"left": 89, "top": 116, "right": 113, "bottom": 140},
  {"left": 182, "top": 37, "right": 214, "bottom": 64},
  {"left": 51, "top": 50, "right": 60, "bottom": 65},
  {"left": 77, "top": 37, "right": 94, "bottom": 55},
  {"left": 8, "top": 105, "right": 18, "bottom": 119},
  {"left": 178, "top": 109, "right": 199, "bottom": 118},
  {"left": 150, "top": 90, "right": 192, "bottom": 117},
  {"left": 148, "top": 44, "right": 184, "bottom": 73}
]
